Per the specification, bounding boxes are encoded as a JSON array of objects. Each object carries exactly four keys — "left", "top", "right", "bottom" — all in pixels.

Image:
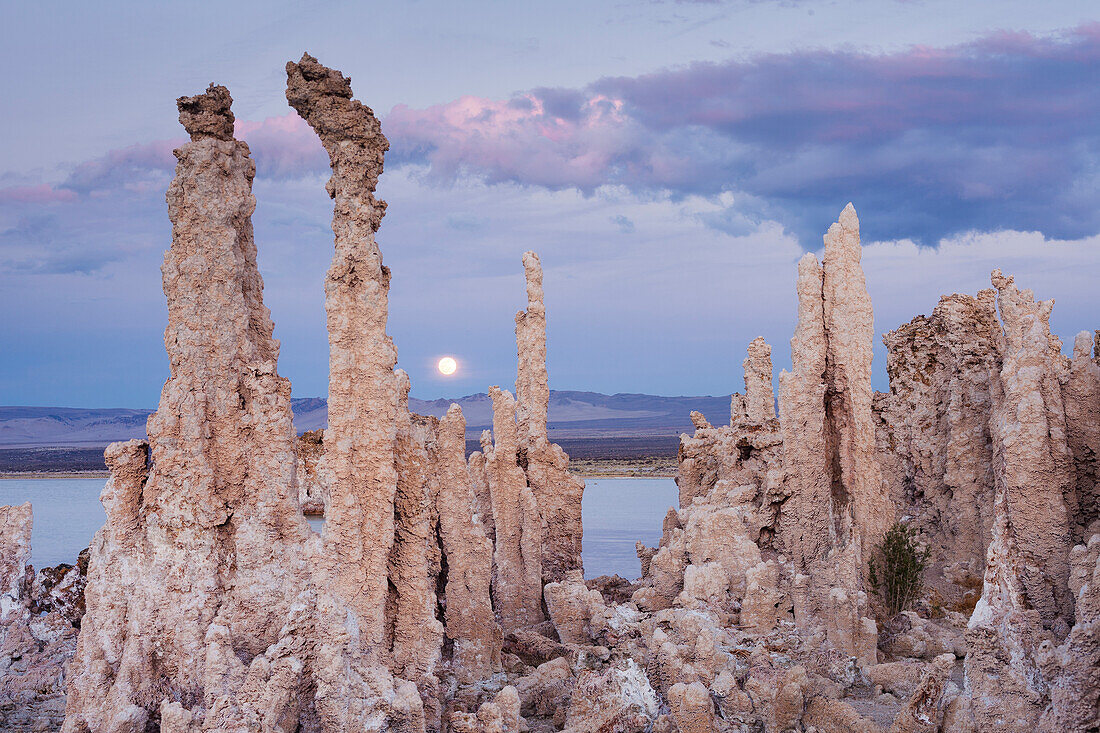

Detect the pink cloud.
[
  {"left": 0, "top": 184, "right": 77, "bottom": 204},
  {"left": 236, "top": 114, "right": 328, "bottom": 178},
  {"left": 384, "top": 92, "right": 645, "bottom": 189}
]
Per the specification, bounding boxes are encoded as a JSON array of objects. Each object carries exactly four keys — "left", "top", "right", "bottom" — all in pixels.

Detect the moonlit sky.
[{"left": 2, "top": 1, "right": 1099, "bottom": 407}]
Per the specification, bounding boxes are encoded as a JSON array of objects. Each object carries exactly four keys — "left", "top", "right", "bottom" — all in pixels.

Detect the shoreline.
[
  {"left": 570, "top": 471, "right": 676, "bottom": 479},
  {"left": 0, "top": 472, "right": 110, "bottom": 480}
]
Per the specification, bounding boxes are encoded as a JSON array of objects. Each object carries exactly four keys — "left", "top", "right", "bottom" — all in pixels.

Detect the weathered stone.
[
  {"left": 63, "top": 82, "right": 329, "bottom": 730},
  {"left": 876, "top": 292, "right": 1000, "bottom": 579},
  {"left": 821, "top": 203, "right": 893, "bottom": 556},
  {"left": 888, "top": 653, "right": 955, "bottom": 733},
  {"left": 1062, "top": 332, "right": 1100, "bottom": 540},
  {"left": 563, "top": 661, "right": 658, "bottom": 732},
  {"left": 430, "top": 404, "right": 502, "bottom": 684},
  {"left": 485, "top": 387, "right": 545, "bottom": 631},
  {"left": 287, "top": 52, "right": 398, "bottom": 654},
  {"left": 667, "top": 681, "right": 718, "bottom": 733},
  {"left": 296, "top": 429, "right": 326, "bottom": 515},
  {"left": 515, "top": 252, "right": 585, "bottom": 584}
]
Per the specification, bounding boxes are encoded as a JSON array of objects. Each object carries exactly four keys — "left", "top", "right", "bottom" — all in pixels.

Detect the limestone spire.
[
  {"left": 742, "top": 337, "right": 776, "bottom": 423},
  {"left": 511, "top": 252, "right": 586, "bottom": 583},
  {"left": 821, "top": 203, "right": 893, "bottom": 553},
  {"left": 286, "top": 52, "right": 398, "bottom": 650},
  {"left": 778, "top": 252, "right": 832, "bottom": 568},
  {"left": 516, "top": 250, "right": 549, "bottom": 444},
  {"left": 64, "top": 83, "right": 314, "bottom": 731},
  {"left": 485, "top": 387, "right": 545, "bottom": 630},
  {"left": 432, "top": 404, "right": 503, "bottom": 683}
]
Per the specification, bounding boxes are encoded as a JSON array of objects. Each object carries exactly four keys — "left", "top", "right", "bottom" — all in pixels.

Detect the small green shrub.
[{"left": 868, "top": 523, "right": 930, "bottom": 617}]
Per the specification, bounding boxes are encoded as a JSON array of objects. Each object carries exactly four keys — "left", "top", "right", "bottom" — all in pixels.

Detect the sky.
[{"left": 2, "top": 0, "right": 1099, "bottom": 407}]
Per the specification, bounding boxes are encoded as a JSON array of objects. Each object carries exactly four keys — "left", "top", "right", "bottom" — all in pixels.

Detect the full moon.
[{"left": 437, "top": 356, "right": 458, "bottom": 376}]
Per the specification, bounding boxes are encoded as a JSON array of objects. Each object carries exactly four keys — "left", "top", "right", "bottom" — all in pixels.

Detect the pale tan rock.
[
  {"left": 287, "top": 52, "right": 399, "bottom": 655},
  {"left": 821, "top": 203, "right": 893, "bottom": 556},
  {"left": 544, "top": 571, "right": 606, "bottom": 645},
  {"left": 1062, "top": 332, "right": 1100, "bottom": 539},
  {"left": 878, "top": 612, "right": 965, "bottom": 660},
  {"left": 964, "top": 499, "right": 1051, "bottom": 732},
  {"left": 984, "top": 269, "right": 1075, "bottom": 629},
  {"left": 876, "top": 292, "right": 1000, "bottom": 578},
  {"left": 867, "top": 661, "right": 927, "bottom": 697},
  {"left": 64, "top": 75, "right": 430, "bottom": 731},
  {"left": 888, "top": 653, "right": 955, "bottom": 733},
  {"left": 63, "top": 83, "right": 328, "bottom": 730},
  {"left": 741, "top": 560, "right": 784, "bottom": 634},
  {"left": 450, "top": 687, "right": 522, "bottom": 733},
  {"left": 485, "top": 386, "right": 545, "bottom": 631},
  {"left": 744, "top": 664, "right": 808, "bottom": 732},
  {"left": 803, "top": 696, "right": 883, "bottom": 733},
  {"left": 514, "top": 251, "right": 585, "bottom": 583},
  {"left": 391, "top": 372, "right": 444, "bottom": 724},
  {"left": 468, "top": 442, "right": 495, "bottom": 543},
  {"left": 778, "top": 252, "right": 833, "bottom": 569},
  {"left": 431, "top": 404, "right": 502, "bottom": 684},
  {"left": 515, "top": 251, "right": 550, "bottom": 447},
  {"left": 563, "top": 661, "right": 658, "bottom": 732},
  {"left": 514, "top": 657, "right": 573, "bottom": 718},
  {"left": 29, "top": 548, "right": 89, "bottom": 628},
  {"left": 0, "top": 503, "right": 80, "bottom": 732},
  {"left": 296, "top": 429, "right": 326, "bottom": 515},
  {"left": 1037, "top": 530, "right": 1100, "bottom": 732},
  {"left": 711, "top": 669, "right": 754, "bottom": 724},
  {"left": 0, "top": 503, "right": 31, "bottom": 624},
  {"left": 667, "top": 681, "right": 718, "bottom": 733},
  {"left": 741, "top": 336, "right": 776, "bottom": 424}
]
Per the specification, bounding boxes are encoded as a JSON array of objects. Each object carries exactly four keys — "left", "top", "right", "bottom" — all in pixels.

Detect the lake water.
[
  {"left": 1, "top": 476, "right": 678, "bottom": 579},
  {"left": 0, "top": 478, "right": 107, "bottom": 568},
  {"left": 580, "top": 477, "right": 677, "bottom": 579}
]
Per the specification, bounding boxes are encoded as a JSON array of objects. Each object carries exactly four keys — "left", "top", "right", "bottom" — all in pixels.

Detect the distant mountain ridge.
[{"left": 0, "top": 391, "right": 732, "bottom": 448}]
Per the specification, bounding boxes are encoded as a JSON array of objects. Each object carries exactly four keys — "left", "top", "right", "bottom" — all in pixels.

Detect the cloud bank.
[{"left": 1, "top": 26, "right": 1098, "bottom": 405}]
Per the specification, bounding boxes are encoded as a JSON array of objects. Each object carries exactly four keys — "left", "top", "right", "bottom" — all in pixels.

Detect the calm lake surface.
[
  {"left": 0, "top": 478, "right": 107, "bottom": 568},
  {"left": 2, "top": 476, "right": 677, "bottom": 579}
]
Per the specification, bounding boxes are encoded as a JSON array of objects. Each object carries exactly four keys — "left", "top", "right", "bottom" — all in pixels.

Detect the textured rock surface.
[
  {"left": 431, "top": 404, "right": 501, "bottom": 684},
  {"left": 1062, "top": 332, "right": 1100, "bottom": 540},
  {"left": 63, "top": 83, "right": 329, "bottom": 731},
  {"left": 821, "top": 204, "right": 893, "bottom": 555},
  {"left": 987, "top": 270, "right": 1075, "bottom": 629},
  {"left": 296, "top": 429, "right": 326, "bottom": 515},
  {"left": 876, "top": 292, "right": 1000, "bottom": 597},
  {"left": 484, "top": 387, "right": 545, "bottom": 632},
  {"left": 287, "top": 52, "right": 398, "bottom": 651},
  {"left": 1038, "top": 529, "right": 1100, "bottom": 732},
  {"left": 62, "top": 76, "right": 432, "bottom": 732},
  {"left": 779, "top": 253, "right": 833, "bottom": 570},
  {"left": 0, "top": 505, "right": 79, "bottom": 732},
  {"left": 0, "top": 504, "right": 31, "bottom": 625},
  {"left": 514, "top": 251, "right": 585, "bottom": 584},
  {"left": 961, "top": 271, "right": 1084, "bottom": 732}
]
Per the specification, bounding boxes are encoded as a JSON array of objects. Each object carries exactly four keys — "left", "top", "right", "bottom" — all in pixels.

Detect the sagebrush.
[{"left": 869, "top": 522, "right": 930, "bottom": 616}]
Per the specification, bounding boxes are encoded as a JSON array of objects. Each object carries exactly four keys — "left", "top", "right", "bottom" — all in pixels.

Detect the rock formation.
[
  {"left": 514, "top": 252, "right": 585, "bottom": 584},
  {"left": 62, "top": 83, "right": 333, "bottom": 731},
  {"left": 875, "top": 291, "right": 1000, "bottom": 597},
  {"left": 430, "top": 405, "right": 501, "bottom": 684},
  {"left": 483, "top": 387, "right": 545, "bottom": 632},
  {"left": 648, "top": 206, "right": 884, "bottom": 666},
  {"left": 820, "top": 204, "right": 893, "bottom": 555},
  {"left": 287, "top": 52, "right": 399, "bottom": 653},
  {"left": 0, "top": 505, "right": 85, "bottom": 732}
]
